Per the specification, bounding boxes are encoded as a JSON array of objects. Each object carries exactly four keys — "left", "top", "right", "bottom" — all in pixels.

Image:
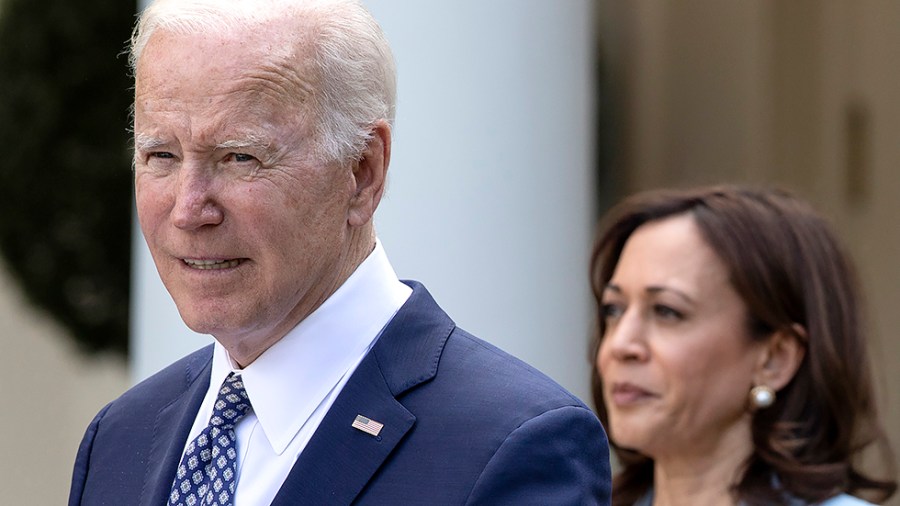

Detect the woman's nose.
[{"left": 601, "top": 309, "right": 649, "bottom": 363}]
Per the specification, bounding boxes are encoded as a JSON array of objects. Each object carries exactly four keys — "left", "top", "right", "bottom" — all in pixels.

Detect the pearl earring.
[{"left": 750, "top": 385, "right": 776, "bottom": 409}]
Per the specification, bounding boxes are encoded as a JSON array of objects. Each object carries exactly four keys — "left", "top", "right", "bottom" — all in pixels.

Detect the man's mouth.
[{"left": 182, "top": 258, "right": 243, "bottom": 270}]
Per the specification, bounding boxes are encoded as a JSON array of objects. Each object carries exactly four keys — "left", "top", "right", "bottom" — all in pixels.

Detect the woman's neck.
[{"left": 650, "top": 418, "right": 753, "bottom": 506}]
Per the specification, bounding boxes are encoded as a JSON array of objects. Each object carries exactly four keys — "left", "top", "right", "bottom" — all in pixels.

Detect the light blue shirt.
[
  {"left": 634, "top": 489, "right": 874, "bottom": 506},
  {"left": 818, "top": 494, "right": 877, "bottom": 506}
]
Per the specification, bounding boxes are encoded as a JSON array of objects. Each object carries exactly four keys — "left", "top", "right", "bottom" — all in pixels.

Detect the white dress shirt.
[{"left": 178, "top": 241, "right": 412, "bottom": 505}]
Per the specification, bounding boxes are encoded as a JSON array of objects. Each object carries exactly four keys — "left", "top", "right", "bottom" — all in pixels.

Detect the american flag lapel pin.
[{"left": 351, "top": 414, "right": 384, "bottom": 437}]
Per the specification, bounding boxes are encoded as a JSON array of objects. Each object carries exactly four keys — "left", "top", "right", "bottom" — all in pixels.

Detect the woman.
[{"left": 591, "top": 185, "right": 896, "bottom": 505}]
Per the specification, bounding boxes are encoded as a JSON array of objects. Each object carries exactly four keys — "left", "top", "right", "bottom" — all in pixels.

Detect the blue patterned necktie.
[{"left": 169, "top": 372, "right": 253, "bottom": 506}]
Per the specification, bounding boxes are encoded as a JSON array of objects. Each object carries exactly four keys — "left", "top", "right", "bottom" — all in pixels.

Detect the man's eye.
[
  {"left": 144, "top": 151, "right": 178, "bottom": 168},
  {"left": 227, "top": 153, "right": 256, "bottom": 163}
]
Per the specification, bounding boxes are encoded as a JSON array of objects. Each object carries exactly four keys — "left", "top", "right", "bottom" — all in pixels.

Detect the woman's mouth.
[{"left": 609, "top": 382, "right": 655, "bottom": 406}]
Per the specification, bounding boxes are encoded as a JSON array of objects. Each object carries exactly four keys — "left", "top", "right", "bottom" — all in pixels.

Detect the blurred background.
[{"left": 1, "top": 0, "right": 898, "bottom": 504}]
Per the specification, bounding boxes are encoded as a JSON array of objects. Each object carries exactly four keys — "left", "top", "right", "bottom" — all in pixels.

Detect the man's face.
[{"left": 133, "top": 28, "right": 357, "bottom": 365}]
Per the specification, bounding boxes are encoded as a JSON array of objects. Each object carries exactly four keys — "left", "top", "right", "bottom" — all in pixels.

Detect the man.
[{"left": 69, "top": 0, "right": 611, "bottom": 504}]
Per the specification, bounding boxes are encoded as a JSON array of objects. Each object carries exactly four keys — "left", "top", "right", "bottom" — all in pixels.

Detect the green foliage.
[{"left": 0, "top": 0, "right": 136, "bottom": 354}]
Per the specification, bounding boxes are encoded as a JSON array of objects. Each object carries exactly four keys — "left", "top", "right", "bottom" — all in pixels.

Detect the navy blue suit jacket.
[{"left": 70, "top": 282, "right": 611, "bottom": 504}]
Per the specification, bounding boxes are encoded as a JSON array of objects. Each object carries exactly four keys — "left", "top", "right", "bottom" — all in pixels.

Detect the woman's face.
[{"left": 597, "top": 214, "right": 765, "bottom": 461}]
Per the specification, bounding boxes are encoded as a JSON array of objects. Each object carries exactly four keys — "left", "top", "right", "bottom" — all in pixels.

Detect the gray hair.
[{"left": 129, "top": 0, "right": 396, "bottom": 165}]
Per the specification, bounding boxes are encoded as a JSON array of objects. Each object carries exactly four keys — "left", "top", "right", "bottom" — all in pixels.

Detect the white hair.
[{"left": 129, "top": 0, "right": 396, "bottom": 165}]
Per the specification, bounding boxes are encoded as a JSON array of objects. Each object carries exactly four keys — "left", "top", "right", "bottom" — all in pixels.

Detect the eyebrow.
[
  {"left": 604, "top": 283, "right": 695, "bottom": 304},
  {"left": 216, "top": 135, "right": 271, "bottom": 151},
  {"left": 132, "top": 135, "right": 272, "bottom": 153},
  {"left": 133, "top": 133, "right": 167, "bottom": 152}
]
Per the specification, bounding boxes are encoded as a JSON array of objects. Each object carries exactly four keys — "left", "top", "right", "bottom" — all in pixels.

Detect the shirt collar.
[{"left": 209, "top": 240, "right": 411, "bottom": 454}]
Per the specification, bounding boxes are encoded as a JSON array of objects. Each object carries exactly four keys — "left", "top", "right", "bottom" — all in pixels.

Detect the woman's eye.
[
  {"left": 601, "top": 302, "right": 623, "bottom": 320},
  {"left": 653, "top": 304, "right": 683, "bottom": 321}
]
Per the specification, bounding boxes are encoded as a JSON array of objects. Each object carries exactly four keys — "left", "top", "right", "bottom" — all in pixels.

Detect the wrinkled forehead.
[
  {"left": 135, "top": 23, "right": 318, "bottom": 107},
  {"left": 141, "top": 14, "right": 312, "bottom": 68}
]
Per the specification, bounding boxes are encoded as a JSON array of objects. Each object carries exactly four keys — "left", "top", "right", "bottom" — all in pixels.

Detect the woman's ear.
[
  {"left": 348, "top": 119, "right": 391, "bottom": 227},
  {"left": 754, "top": 324, "right": 807, "bottom": 392}
]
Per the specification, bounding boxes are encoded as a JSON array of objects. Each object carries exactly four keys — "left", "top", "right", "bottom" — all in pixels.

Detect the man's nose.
[{"left": 171, "top": 165, "right": 224, "bottom": 230}]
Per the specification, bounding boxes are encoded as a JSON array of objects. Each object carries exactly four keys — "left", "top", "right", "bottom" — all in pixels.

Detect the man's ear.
[
  {"left": 348, "top": 119, "right": 391, "bottom": 227},
  {"left": 753, "top": 324, "right": 807, "bottom": 392}
]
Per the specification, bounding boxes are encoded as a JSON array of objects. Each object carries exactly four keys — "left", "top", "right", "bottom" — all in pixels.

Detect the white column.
[{"left": 132, "top": 0, "right": 597, "bottom": 402}]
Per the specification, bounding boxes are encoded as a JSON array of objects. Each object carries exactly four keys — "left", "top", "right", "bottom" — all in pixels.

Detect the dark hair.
[{"left": 590, "top": 185, "right": 896, "bottom": 506}]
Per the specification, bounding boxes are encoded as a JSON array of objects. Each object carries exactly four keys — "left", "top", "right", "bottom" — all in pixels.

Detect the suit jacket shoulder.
[
  {"left": 69, "top": 345, "right": 213, "bottom": 506},
  {"left": 274, "top": 281, "right": 611, "bottom": 504}
]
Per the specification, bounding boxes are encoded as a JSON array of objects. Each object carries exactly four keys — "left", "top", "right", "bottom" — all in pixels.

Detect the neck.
[
  {"left": 650, "top": 418, "right": 753, "bottom": 506},
  {"left": 223, "top": 226, "right": 377, "bottom": 367}
]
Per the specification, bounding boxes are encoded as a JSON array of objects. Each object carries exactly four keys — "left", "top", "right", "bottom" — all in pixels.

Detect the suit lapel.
[
  {"left": 140, "top": 348, "right": 213, "bottom": 506},
  {"left": 271, "top": 355, "right": 415, "bottom": 505},
  {"left": 272, "top": 281, "right": 454, "bottom": 505}
]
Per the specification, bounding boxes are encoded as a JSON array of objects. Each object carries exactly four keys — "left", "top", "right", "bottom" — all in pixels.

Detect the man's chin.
[{"left": 176, "top": 307, "right": 237, "bottom": 337}]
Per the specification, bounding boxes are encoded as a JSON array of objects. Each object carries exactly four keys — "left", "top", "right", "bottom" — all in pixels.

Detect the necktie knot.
[{"left": 210, "top": 373, "right": 252, "bottom": 429}]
